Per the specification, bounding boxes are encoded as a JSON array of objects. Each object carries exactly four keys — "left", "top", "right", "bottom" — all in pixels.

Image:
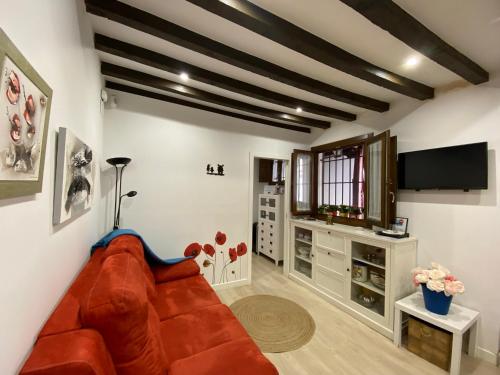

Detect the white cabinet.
[
  {"left": 258, "top": 194, "right": 284, "bottom": 265},
  {"left": 289, "top": 219, "right": 417, "bottom": 339}
]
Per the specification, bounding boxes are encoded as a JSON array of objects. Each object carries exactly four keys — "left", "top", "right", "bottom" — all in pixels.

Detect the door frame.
[{"left": 248, "top": 152, "right": 292, "bottom": 282}]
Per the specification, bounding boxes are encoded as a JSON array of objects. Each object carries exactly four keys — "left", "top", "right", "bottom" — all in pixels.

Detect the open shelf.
[
  {"left": 295, "top": 254, "right": 312, "bottom": 264},
  {"left": 351, "top": 279, "right": 385, "bottom": 296},
  {"left": 352, "top": 256, "right": 385, "bottom": 270},
  {"left": 295, "top": 238, "right": 312, "bottom": 246}
]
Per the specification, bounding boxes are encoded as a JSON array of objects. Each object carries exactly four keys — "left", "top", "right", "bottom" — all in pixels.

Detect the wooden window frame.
[{"left": 293, "top": 132, "right": 396, "bottom": 228}]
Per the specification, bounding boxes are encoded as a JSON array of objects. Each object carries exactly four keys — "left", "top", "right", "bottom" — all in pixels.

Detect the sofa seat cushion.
[
  {"left": 169, "top": 337, "right": 278, "bottom": 375},
  {"left": 152, "top": 259, "right": 200, "bottom": 284},
  {"left": 153, "top": 275, "right": 220, "bottom": 320},
  {"left": 81, "top": 253, "right": 167, "bottom": 375},
  {"left": 160, "top": 304, "right": 248, "bottom": 364}
]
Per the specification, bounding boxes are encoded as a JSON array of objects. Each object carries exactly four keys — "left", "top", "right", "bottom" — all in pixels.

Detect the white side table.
[{"left": 394, "top": 292, "right": 479, "bottom": 375}]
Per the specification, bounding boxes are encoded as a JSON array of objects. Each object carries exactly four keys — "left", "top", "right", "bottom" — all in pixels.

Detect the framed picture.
[
  {"left": 0, "top": 28, "right": 52, "bottom": 199},
  {"left": 53, "top": 128, "right": 95, "bottom": 225},
  {"left": 392, "top": 217, "right": 409, "bottom": 234}
]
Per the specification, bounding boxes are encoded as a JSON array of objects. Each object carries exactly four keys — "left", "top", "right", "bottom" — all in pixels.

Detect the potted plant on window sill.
[
  {"left": 325, "top": 205, "right": 338, "bottom": 224},
  {"left": 339, "top": 205, "right": 349, "bottom": 217},
  {"left": 350, "top": 206, "right": 364, "bottom": 219},
  {"left": 318, "top": 204, "right": 328, "bottom": 215}
]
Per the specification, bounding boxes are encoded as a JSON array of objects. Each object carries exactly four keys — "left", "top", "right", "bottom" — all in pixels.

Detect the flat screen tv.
[{"left": 398, "top": 142, "right": 488, "bottom": 191}]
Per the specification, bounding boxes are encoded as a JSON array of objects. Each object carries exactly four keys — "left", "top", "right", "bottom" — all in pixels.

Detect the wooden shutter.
[
  {"left": 291, "top": 150, "right": 314, "bottom": 216},
  {"left": 365, "top": 131, "right": 392, "bottom": 228}
]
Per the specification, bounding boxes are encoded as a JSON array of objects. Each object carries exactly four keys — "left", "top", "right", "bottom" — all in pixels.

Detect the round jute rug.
[{"left": 229, "top": 294, "right": 315, "bottom": 353}]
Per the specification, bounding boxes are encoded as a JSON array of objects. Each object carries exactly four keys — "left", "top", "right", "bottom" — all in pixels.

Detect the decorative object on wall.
[
  {"left": 0, "top": 28, "right": 52, "bottom": 199},
  {"left": 53, "top": 128, "right": 95, "bottom": 224},
  {"left": 184, "top": 230, "right": 247, "bottom": 284},
  {"left": 412, "top": 263, "right": 465, "bottom": 315},
  {"left": 206, "top": 163, "right": 224, "bottom": 176},
  {"left": 106, "top": 157, "right": 136, "bottom": 229}
]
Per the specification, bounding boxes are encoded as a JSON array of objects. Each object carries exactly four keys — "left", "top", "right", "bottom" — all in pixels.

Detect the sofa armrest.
[
  {"left": 169, "top": 337, "right": 278, "bottom": 375},
  {"left": 152, "top": 259, "right": 200, "bottom": 284},
  {"left": 20, "top": 329, "right": 116, "bottom": 375}
]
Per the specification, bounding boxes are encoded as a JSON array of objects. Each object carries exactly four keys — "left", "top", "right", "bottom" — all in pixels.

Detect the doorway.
[{"left": 249, "top": 155, "right": 290, "bottom": 280}]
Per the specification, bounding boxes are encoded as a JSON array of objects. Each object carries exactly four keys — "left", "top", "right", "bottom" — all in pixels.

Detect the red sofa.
[{"left": 20, "top": 235, "right": 278, "bottom": 375}]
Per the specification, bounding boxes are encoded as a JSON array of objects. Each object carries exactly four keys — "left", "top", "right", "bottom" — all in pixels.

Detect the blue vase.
[{"left": 421, "top": 284, "right": 453, "bottom": 315}]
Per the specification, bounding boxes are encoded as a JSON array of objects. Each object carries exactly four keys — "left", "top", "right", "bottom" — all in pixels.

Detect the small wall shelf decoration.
[
  {"left": 0, "top": 28, "right": 52, "bottom": 199},
  {"left": 206, "top": 163, "right": 225, "bottom": 176}
]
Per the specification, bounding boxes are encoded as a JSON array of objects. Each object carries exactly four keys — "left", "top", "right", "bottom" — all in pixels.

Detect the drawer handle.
[
  {"left": 311, "top": 254, "right": 314, "bottom": 258},
  {"left": 270, "top": 241, "right": 273, "bottom": 245},
  {"left": 346, "top": 267, "right": 350, "bottom": 272},
  {"left": 261, "top": 230, "right": 264, "bottom": 233},
  {"left": 270, "top": 249, "right": 273, "bottom": 253},
  {"left": 270, "top": 225, "right": 273, "bottom": 228},
  {"left": 260, "top": 245, "right": 263, "bottom": 249},
  {"left": 327, "top": 252, "right": 331, "bottom": 255},
  {"left": 261, "top": 238, "right": 264, "bottom": 241},
  {"left": 270, "top": 233, "right": 273, "bottom": 237},
  {"left": 328, "top": 231, "right": 331, "bottom": 235}
]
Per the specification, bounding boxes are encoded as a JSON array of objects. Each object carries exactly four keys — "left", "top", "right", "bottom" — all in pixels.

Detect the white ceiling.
[{"left": 90, "top": 0, "right": 500, "bottom": 129}]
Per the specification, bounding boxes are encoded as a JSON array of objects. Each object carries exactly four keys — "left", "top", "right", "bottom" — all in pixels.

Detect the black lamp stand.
[{"left": 106, "top": 157, "right": 136, "bottom": 230}]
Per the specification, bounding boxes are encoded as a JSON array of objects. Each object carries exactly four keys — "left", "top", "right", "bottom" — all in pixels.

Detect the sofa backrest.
[
  {"left": 101, "top": 235, "right": 157, "bottom": 301},
  {"left": 81, "top": 252, "right": 167, "bottom": 375}
]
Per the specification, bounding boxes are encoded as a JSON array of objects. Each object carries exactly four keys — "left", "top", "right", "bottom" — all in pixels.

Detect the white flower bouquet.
[{"left": 412, "top": 262, "right": 465, "bottom": 296}]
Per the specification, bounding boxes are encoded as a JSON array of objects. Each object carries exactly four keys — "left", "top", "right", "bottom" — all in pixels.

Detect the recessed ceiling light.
[
  {"left": 404, "top": 56, "right": 419, "bottom": 68},
  {"left": 296, "top": 107, "right": 302, "bottom": 113},
  {"left": 180, "top": 72, "right": 189, "bottom": 81}
]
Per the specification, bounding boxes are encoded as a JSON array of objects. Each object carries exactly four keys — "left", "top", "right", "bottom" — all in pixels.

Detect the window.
[
  {"left": 318, "top": 145, "right": 365, "bottom": 218},
  {"left": 291, "top": 151, "right": 313, "bottom": 214},
  {"left": 291, "top": 132, "right": 396, "bottom": 228}
]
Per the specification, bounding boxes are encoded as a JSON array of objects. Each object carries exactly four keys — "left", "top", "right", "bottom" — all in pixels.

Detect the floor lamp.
[{"left": 106, "top": 157, "right": 137, "bottom": 230}]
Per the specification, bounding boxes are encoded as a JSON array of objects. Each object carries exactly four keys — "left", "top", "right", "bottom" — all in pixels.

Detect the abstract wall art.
[
  {"left": 0, "top": 28, "right": 52, "bottom": 199},
  {"left": 53, "top": 127, "right": 95, "bottom": 225}
]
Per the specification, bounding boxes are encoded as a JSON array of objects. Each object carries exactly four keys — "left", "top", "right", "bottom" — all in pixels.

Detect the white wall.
[
  {"left": 311, "top": 74, "right": 500, "bottom": 362},
  {"left": 0, "top": 1, "right": 103, "bottom": 374},
  {"left": 102, "top": 91, "right": 309, "bottom": 285}
]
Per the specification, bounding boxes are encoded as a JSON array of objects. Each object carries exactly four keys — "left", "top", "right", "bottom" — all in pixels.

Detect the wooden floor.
[{"left": 216, "top": 254, "right": 500, "bottom": 375}]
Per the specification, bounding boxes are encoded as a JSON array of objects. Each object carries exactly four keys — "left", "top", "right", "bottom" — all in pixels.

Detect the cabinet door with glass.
[
  {"left": 259, "top": 194, "right": 280, "bottom": 209},
  {"left": 346, "top": 238, "right": 390, "bottom": 326},
  {"left": 291, "top": 224, "right": 313, "bottom": 281}
]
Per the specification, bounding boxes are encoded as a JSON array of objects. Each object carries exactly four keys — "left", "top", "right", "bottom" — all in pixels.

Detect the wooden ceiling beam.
[
  {"left": 95, "top": 34, "right": 356, "bottom": 121},
  {"left": 105, "top": 81, "right": 311, "bottom": 133},
  {"left": 85, "top": 0, "right": 390, "bottom": 112},
  {"left": 339, "top": 0, "right": 489, "bottom": 84},
  {"left": 186, "top": 0, "right": 434, "bottom": 100},
  {"left": 102, "top": 62, "right": 330, "bottom": 129}
]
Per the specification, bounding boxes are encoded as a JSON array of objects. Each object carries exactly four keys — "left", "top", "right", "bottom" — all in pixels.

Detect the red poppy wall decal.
[
  {"left": 237, "top": 242, "right": 247, "bottom": 256},
  {"left": 185, "top": 231, "right": 248, "bottom": 284},
  {"left": 228, "top": 248, "right": 237, "bottom": 262},
  {"left": 203, "top": 243, "right": 215, "bottom": 257},
  {"left": 184, "top": 242, "right": 202, "bottom": 257},
  {"left": 215, "top": 231, "right": 226, "bottom": 245}
]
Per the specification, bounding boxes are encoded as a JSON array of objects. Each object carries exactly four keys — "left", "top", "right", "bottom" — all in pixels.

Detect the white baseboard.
[
  {"left": 212, "top": 278, "right": 250, "bottom": 291},
  {"left": 476, "top": 347, "right": 499, "bottom": 366}
]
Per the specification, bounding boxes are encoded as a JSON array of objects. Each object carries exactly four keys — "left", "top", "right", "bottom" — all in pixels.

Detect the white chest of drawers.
[{"left": 257, "top": 193, "right": 284, "bottom": 265}]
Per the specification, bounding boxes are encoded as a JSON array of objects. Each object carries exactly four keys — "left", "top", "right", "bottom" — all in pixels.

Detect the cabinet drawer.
[
  {"left": 315, "top": 267, "right": 344, "bottom": 300},
  {"left": 316, "top": 231, "right": 345, "bottom": 253},
  {"left": 266, "top": 221, "right": 276, "bottom": 233},
  {"left": 317, "top": 248, "right": 345, "bottom": 276}
]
